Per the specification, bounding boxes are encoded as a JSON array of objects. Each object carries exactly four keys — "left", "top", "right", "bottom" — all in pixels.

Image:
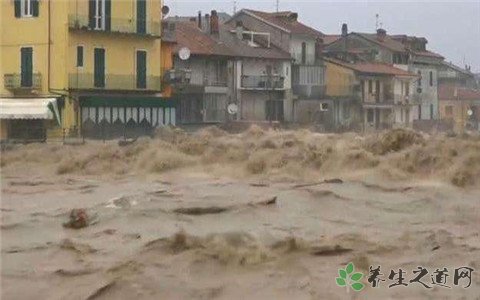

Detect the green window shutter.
[
  {"left": 94, "top": 48, "right": 105, "bottom": 88},
  {"left": 32, "top": 0, "right": 39, "bottom": 17},
  {"left": 105, "top": 0, "right": 111, "bottom": 31},
  {"left": 14, "top": 0, "right": 21, "bottom": 18},
  {"left": 77, "top": 46, "right": 84, "bottom": 67},
  {"left": 136, "top": 51, "right": 147, "bottom": 89},
  {"left": 136, "top": 0, "right": 146, "bottom": 34},
  {"left": 21, "top": 47, "right": 33, "bottom": 87},
  {"left": 88, "top": 0, "right": 95, "bottom": 29}
]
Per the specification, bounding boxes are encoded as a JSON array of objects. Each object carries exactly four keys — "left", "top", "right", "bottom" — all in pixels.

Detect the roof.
[
  {"left": 438, "top": 85, "right": 480, "bottom": 101},
  {"left": 0, "top": 98, "right": 60, "bottom": 125},
  {"left": 173, "top": 21, "right": 291, "bottom": 60},
  {"left": 355, "top": 32, "right": 407, "bottom": 53},
  {"left": 322, "top": 34, "right": 341, "bottom": 45},
  {"left": 240, "top": 9, "right": 323, "bottom": 38},
  {"left": 441, "top": 61, "right": 475, "bottom": 76},
  {"left": 325, "top": 58, "right": 417, "bottom": 77}
]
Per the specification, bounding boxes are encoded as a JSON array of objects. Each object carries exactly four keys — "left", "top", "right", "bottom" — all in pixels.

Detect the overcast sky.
[{"left": 164, "top": 0, "right": 480, "bottom": 73}]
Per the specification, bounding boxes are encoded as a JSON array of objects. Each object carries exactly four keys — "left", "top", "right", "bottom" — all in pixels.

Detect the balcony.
[
  {"left": 68, "top": 15, "right": 161, "bottom": 37},
  {"left": 241, "top": 75, "right": 284, "bottom": 90},
  {"left": 292, "top": 64, "right": 325, "bottom": 98},
  {"left": 69, "top": 73, "right": 160, "bottom": 91},
  {"left": 4, "top": 73, "right": 42, "bottom": 90}
]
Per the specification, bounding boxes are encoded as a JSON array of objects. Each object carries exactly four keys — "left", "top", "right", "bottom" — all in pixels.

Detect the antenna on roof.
[
  {"left": 233, "top": 0, "right": 237, "bottom": 14},
  {"left": 375, "top": 13, "right": 380, "bottom": 30},
  {"left": 276, "top": 0, "right": 279, "bottom": 12}
]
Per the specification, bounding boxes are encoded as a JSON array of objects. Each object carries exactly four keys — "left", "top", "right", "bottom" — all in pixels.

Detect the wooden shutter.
[
  {"left": 21, "top": 48, "right": 33, "bottom": 87},
  {"left": 105, "top": 0, "right": 111, "bottom": 31},
  {"left": 136, "top": 51, "right": 147, "bottom": 89},
  {"left": 88, "top": 0, "right": 95, "bottom": 29},
  {"left": 136, "top": 0, "right": 146, "bottom": 34},
  {"left": 32, "top": 0, "right": 39, "bottom": 17},
  {"left": 94, "top": 48, "right": 105, "bottom": 88},
  {"left": 14, "top": 0, "right": 21, "bottom": 18}
]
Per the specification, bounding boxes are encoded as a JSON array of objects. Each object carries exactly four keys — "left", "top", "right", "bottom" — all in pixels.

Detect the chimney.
[
  {"left": 205, "top": 13, "right": 210, "bottom": 32},
  {"left": 235, "top": 20, "right": 243, "bottom": 40},
  {"left": 341, "top": 23, "right": 348, "bottom": 37},
  {"left": 210, "top": 10, "right": 219, "bottom": 35},
  {"left": 197, "top": 11, "right": 202, "bottom": 29},
  {"left": 377, "top": 28, "right": 387, "bottom": 42}
]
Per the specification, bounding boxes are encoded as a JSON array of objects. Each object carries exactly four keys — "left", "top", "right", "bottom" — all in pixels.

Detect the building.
[
  {"left": 325, "top": 58, "right": 418, "bottom": 130},
  {"left": 437, "top": 61, "right": 477, "bottom": 89},
  {"left": 1, "top": 0, "right": 175, "bottom": 142},
  {"left": 166, "top": 12, "right": 292, "bottom": 124},
  {"left": 227, "top": 10, "right": 326, "bottom": 124},
  {"left": 325, "top": 26, "right": 445, "bottom": 124},
  {"left": 438, "top": 84, "right": 480, "bottom": 133}
]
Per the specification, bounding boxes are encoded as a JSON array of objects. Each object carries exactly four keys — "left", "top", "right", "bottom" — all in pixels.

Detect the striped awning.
[{"left": 0, "top": 98, "right": 61, "bottom": 125}]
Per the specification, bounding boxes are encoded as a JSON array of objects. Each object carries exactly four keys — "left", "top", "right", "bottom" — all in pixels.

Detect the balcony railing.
[
  {"left": 241, "top": 75, "right": 284, "bottom": 90},
  {"left": 69, "top": 73, "right": 161, "bottom": 91},
  {"left": 68, "top": 15, "right": 161, "bottom": 37},
  {"left": 4, "top": 73, "right": 42, "bottom": 90}
]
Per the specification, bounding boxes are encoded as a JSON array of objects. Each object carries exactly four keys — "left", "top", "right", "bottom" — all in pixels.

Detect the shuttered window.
[
  {"left": 21, "top": 47, "right": 33, "bottom": 87},
  {"left": 89, "top": 0, "right": 110, "bottom": 30},
  {"left": 14, "top": 0, "right": 39, "bottom": 18},
  {"left": 77, "top": 46, "right": 84, "bottom": 67}
]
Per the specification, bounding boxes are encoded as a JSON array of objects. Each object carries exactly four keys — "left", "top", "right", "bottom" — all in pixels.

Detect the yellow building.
[
  {"left": 1, "top": 0, "right": 175, "bottom": 141},
  {"left": 438, "top": 84, "right": 480, "bottom": 133}
]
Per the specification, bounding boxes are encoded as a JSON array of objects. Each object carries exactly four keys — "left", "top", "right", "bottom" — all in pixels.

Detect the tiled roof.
[
  {"left": 322, "top": 34, "right": 341, "bottom": 45},
  {"left": 438, "top": 84, "right": 480, "bottom": 100},
  {"left": 325, "top": 58, "right": 417, "bottom": 77},
  {"left": 355, "top": 33, "right": 407, "bottom": 53},
  {"left": 242, "top": 9, "right": 324, "bottom": 38},
  {"left": 173, "top": 21, "right": 291, "bottom": 60}
]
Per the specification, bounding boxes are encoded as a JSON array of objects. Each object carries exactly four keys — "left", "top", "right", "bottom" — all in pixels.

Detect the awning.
[
  {"left": 0, "top": 98, "right": 61, "bottom": 126},
  {"left": 80, "top": 96, "right": 176, "bottom": 108}
]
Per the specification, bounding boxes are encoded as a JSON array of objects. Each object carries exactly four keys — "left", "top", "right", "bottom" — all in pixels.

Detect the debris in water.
[
  {"left": 173, "top": 206, "right": 230, "bottom": 216},
  {"left": 118, "top": 138, "right": 138, "bottom": 147},
  {"left": 63, "top": 209, "right": 93, "bottom": 229},
  {"left": 311, "top": 245, "right": 353, "bottom": 256}
]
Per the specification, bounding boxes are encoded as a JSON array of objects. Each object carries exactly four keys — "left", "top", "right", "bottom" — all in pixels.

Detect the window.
[
  {"left": 94, "top": 48, "right": 105, "bottom": 88},
  {"left": 430, "top": 104, "right": 434, "bottom": 119},
  {"left": 136, "top": 50, "right": 147, "bottom": 89},
  {"left": 429, "top": 71, "right": 433, "bottom": 86},
  {"left": 77, "top": 46, "right": 84, "bottom": 67},
  {"left": 405, "top": 82, "right": 410, "bottom": 96},
  {"left": 20, "top": 47, "right": 33, "bottom": 87},
  {"left": 137, "top": 0, "right": 147, "bottom": 34},
  {"left": 417, "top": 71, "right": 422, "bottom": 87},
  {"left": 301, "top": 42, "right": 307, "bottom": 64},
  {"left": 89, "top": 0, "right": 111, "bottom": 30},
  {"left": 368, "top": 80, "right": 373, "bottom": 94},
  {"left": 14, "top": 0, "right": 39, "bottom": 18},
  {"left": 418, "top": 104, "right": 422, "bottom": 119},
  {"left": 367, "top": 109, "right": 374, "bottom": 123},
  {"left": 445, "top": 106, "right": 453, "bottom": 117}
]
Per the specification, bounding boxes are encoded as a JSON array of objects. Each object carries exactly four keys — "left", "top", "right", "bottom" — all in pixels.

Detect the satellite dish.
[
  {"left": 162, "top": 6, "right": 170, "bottom": 16},
  {"left": 179, "top": 47, "right": 191, "bottom": 61},
  {"left": 227, "top": 103, "right": 238, "bottom": 115},
  {"left": 467, "top": 109, "right": 473, "bottom": 116}
]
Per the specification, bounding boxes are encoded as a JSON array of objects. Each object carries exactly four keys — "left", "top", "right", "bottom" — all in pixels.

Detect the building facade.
[
  {"left": 227, "top": 10, "right": 326, "bottom": 124},
  {"left": 325, "top": 27, "right": 445, "bottom": 124},
  {"left": 1, "top": 0, "right": 174, "bottom": 141},
  {"left": 166, "top": 12, "right": 292, "bottom": 125}
]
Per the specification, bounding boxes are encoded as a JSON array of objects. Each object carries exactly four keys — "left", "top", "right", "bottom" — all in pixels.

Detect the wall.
[
  {"left": 410, "top": 65, "right": 438, "bottom": 120},
  {"left": 227, "top": 12, "right": 290, "bottom": 52},
  {"left": 290, "top": 35, "right": 316, "bottom": 65},
  {"left": 324, "top": 61, "right": 355, "bottom": 97}
]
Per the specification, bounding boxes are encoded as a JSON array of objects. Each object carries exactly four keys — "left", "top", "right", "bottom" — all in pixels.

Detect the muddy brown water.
[
  {"left": 1, "top": 170, "right": 479, "bottom": 299},
  {"left": 1, "top": 128, "right": 480, "bottom": 299}
]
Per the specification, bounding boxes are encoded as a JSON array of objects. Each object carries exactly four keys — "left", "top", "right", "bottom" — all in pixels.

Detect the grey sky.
[{"left": 164, "top": 0, "right": 480, "bottom": 73}]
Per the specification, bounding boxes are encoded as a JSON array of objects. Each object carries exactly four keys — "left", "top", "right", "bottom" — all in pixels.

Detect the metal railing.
[
  {"left": 69, "top": 73, "right": 161, "bottom": 91},
  {"left": 4, "top": 73, "right": 42, "bottom": 90},
  {"left": 68, "top": 15, "right": 161, "bottom": 36},
  {"left": 241, "top": 75, "right": 284, "bottom": 89}
]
